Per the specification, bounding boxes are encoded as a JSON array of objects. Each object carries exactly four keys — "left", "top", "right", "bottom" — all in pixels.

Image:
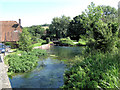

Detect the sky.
[{"left": 0, "top": 0, "right": 120, "bottom": 27}]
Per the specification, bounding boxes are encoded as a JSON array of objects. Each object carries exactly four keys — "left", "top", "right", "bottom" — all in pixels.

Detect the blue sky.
[{"left": 0, "top": 0, "right": 120, "bottom": 27}]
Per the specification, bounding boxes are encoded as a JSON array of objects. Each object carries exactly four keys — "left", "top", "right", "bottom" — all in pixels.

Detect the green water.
[{"left": 9, "top": 46, "right": 83, "bottom": 88}]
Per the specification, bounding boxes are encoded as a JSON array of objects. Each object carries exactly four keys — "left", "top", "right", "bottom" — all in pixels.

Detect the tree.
[
  {"left": 18, "top": 28, "right": 32, "bottom": 52},
  {"left": 83, "top": 2, "right": 119, "bottom": 52},
  {"left": 25, "top": 25, "right": 46, "bottom": 42},
  {"left": 67, "top": 14, "right": 88, "bottom": 41},
  {"left": 49, "top": 15, "right": 71, "bottom": 39},
  {"left": 67, "top": 2, "right": 119, "bottom": 52},
  {"left": 99, "top": 5, "right": 118, "bottom": 23},
  {"left": 68, "top": 2, "right": 103, "bottom": 41}
]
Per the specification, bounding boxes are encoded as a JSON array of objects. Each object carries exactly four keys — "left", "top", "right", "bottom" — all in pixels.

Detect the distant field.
[{"left": 41, "top": 26, "right": 49, "bottom": 29}]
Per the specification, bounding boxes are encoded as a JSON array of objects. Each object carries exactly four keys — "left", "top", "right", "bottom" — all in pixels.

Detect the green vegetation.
[
  {"left": 62, "top": 52, "right": 120, "bottom": 88},
  {"left": 24, "top": 25, "right": 46, "bottom": 41},
  {"left": 18, "top": 28, "right": 33, "bottom": 52},
  {"left": 4, "top": 42, "right": 17, "bottom": 49},
  {"left": 61, "top": 2, "right": 120, "bottom": 89},
  {"left": 48, "top": 15, "right": 71, "bottom": 40},
  {"left": 7, "top": 25, "right": 48, "bottom": 75},
  {"left": 6, "top": 1, "right": 120, "bottom": 89},
  {"left": 32, "top": 43, "right": 42, "bottom": 47},
  {"left": 76, "top": 39, "right": 87, "bottom": 46},
  {"left": 5, "top": 49, "right": 47, "bottom": 74},
  {"left": 46, "top": 37, "right": 50, "bottom": 43},
  {"left": 59, "top": 37, "right": 74, "bottom": 46},
  {"left": 100, "top": 5, "right": 118, "bottom": 23},
  {"left": 31, "top": 39, "right": 46, "bottom": 48},
  {"left": 18, "top": 27, "right": 47, "bottom": 51}
]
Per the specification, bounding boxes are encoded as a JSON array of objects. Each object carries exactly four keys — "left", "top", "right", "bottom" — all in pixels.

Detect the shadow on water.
[{"left": 9, "top": 46, "right": 83, "bottom": 88}]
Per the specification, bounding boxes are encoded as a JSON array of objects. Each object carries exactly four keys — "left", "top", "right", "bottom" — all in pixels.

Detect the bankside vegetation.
[
  {"left": 5, "top": 49, "right": 47, "bottom": 74},
  {"left": 4, "top": 1, "right": 120, "bottom": 88},
  {"left": 60, "top": 2, "right": 120, "bottom": 89},
  {"left": 59, "top": 37, "right": 74, "bottom": 46},
  {"left": 5, "top": 26, "right": 48, "bottom": 75}
]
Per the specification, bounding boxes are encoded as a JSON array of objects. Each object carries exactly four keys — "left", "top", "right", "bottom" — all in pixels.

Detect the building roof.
[{"left": 0, "top": 20, "right": 22, "bottom": 42}]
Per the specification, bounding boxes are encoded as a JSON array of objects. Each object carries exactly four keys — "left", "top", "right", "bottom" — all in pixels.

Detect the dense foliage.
[
  {"left": 100, "top": 5, "right": 118, "bottom": 23},
  {"left": 48, "top": 15, "right": 71, "bottom": 40},
  {"left": 6, "top": 49, "right": 47, "bottom": 73},
  {"left": 67, "top": 14, "right": 87, "bottom": 41},
  {"left": 13, "top": 2, "right": 120, "bottom": 89},
  {"left": 18, "top": 28, "right": 32, "bottom": 52},
  {"left": 61, "top": 2, "right": 120, "bottom": 89},
  {"left": 24, "top": 25, "right": 46, "bottom": 42},
  {"left": 62, "top": 52, "right": 120, "bottom": 88},
  {"left": 59, "top": 37, "right": 74, "bottom": 46},
  {"left": 47, "top": 3, "right": 118, "bottom": 43}
]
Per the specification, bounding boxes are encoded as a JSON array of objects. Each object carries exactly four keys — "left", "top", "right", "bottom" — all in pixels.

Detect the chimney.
[{"left": 19, "top": 19, "right": 21, "bottom": 26}]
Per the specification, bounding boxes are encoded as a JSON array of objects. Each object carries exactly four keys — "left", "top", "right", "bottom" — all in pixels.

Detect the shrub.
[
  {"left": 32, "top": 43, "right": 42, "bottom": 47},
  {"left": 46, "top": 37, "right": 50, "bottom": 43},
  {"left": 4, "top": 42, "right": 17, "bottom": 48},
  {"left": 59, "top": 37, "right": 74, "bottom": 46},
  {"left": 62, "top": 52, "right": 120, "bottom": 88},
  {"left": 4, "top": 42, "right": 11, "bottom": 46},
  {"left": 6, "top": 49, "right": 47, "bottom": 73},
  {"left": 87, "top": 21, "right": 119, "bottom": 53},
  {"left": 76, "top": 39, "right": 87, "bottom": 46},
  {"left": 32, "top": 39, "right": 47, "bottom": 47}
]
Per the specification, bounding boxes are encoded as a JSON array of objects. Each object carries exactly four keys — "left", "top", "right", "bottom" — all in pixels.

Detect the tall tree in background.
[
  {"left": 24, "top": 25, "right": 46, "bottom": 42},
  {"left": 68, "top": 2, "right": 103, "bottom": 41},
  {"left": 83, "top": 2, "right": 119, "bottom": 52},
  {"left": 67, "top": 2, "right": 119, "bottom": 52},
  {"left": 99, "top": 5, "right": 118, "bottom": 23},
  {"left": 67, "top": 14, "right": 88, "bottom": 41},
  {"left": 49, "top": 15, "right": 71, "bottom": 39}
]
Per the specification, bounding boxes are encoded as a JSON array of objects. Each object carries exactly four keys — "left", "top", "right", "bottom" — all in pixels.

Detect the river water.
[{"left": 9, "top": 46, "right": 83, "bottom": 88}]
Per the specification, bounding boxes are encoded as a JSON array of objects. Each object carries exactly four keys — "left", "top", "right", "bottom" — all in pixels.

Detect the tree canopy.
[
  {"left": 18, "top": 28, "right": 32, "bottom": 52},
  {"left": 49, "top": 15, "right": 71, "bottom": 39}
]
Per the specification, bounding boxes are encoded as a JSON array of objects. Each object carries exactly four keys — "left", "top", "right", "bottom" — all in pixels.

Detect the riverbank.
[
  {"left": 4, "top": 49, "right": 47, "bottom": 76},
  {"left": 52, "top": 38, "right": 87, "bottom": 46},
  {"left": 9, "top": 46, "right": 82, "bottom": 88},
  {"left": 33, "top": 44, "right": 50, "bottom": 50}
]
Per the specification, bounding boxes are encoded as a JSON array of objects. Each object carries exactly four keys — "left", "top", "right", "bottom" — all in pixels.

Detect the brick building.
[{"left": 0, "top": 19, "right": 22, "bottom": 42}]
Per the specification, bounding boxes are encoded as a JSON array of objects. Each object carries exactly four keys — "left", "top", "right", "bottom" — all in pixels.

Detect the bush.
[
  {"left": 62, "top": 52, "right": 120, "bottom": 88},
  {"left": 76, "top": 39, "right": 87, "bottom": 46},
  {"left": 46, "top": 37, "right": 50, "bottom": 44},
  {"left": 6, "top": 49, "right": 47, "bottom": 73},
  {"left": 59, "top": 37, "right": 74, "bottom": 46},
  {"left": 32, "top": 43, "right": 42, "bottom": 47},
  {"left": 30, "top": 49, "right": 47, "bottom": 58},
  {"left": 4, "top": 42, "right": 17, "bottom": 48}
]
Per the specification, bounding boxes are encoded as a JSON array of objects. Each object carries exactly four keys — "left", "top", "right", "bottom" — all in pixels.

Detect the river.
[{"left": 9, "top": 46, "right": 83, "bottom": 88}]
